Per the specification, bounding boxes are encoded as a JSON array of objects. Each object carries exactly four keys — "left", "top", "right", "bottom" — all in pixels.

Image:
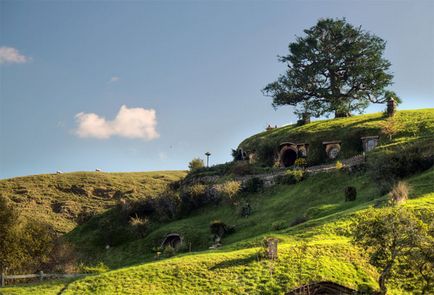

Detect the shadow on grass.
[{"left": 209, "top": 253, "right": 258, "bottom": 270}]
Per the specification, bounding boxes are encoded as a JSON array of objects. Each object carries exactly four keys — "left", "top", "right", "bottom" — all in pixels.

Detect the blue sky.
[{"left": 1, "top": 0, "right": 433, "bottom": 179}]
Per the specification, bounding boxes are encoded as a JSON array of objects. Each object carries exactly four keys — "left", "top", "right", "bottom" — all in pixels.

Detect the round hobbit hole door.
[{"left": 280, "top": 147, "right": 298, "bottom": 167}]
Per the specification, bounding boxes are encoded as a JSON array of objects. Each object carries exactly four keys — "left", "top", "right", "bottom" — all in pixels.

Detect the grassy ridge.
[
  {"left": 239, "top": 109, "right": 434, "bottom": 165},
  {"left": 0, "top": 171, "right": 186, "bottom": 233}
]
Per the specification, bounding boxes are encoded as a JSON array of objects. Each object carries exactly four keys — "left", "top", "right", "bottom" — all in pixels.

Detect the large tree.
[{"left": 263, "top": 18, "right": 394, "bottom": 118}]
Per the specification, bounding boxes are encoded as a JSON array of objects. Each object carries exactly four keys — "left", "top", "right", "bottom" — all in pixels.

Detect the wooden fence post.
[
  {"left": 39, "top": 271, "right": 44, "bottom": 282},
  {"left": 1, "top": 272, "right": 4, "bottom": 287}
]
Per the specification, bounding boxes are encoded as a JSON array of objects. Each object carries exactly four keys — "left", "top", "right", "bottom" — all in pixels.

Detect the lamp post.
[{"left": 205, "top": 152, "right": 211, "bottom": 167}]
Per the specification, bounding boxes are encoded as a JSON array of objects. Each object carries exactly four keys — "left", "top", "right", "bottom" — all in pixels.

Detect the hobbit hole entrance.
[
  {"left": 280, "top": 147, "right": 298, "bottom": 167},
  {"left": 161, "top": 233, "right": 182, "bottom": 249}
]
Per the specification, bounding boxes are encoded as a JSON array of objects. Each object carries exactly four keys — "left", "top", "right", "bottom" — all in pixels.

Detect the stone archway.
[{"left": 279, "top": 145, "right": 298, "bottom": 167}]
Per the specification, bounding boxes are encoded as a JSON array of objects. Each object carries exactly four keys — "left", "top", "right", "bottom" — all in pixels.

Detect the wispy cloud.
[
  {"left": 75, "top": 105, "right": 159, "bottom": 140},
  {"left": 0, "top": 47, "right": 30, "bottom": 64},
  {"left": 108, "top": 76, "right": 120, "bottom": 83}
]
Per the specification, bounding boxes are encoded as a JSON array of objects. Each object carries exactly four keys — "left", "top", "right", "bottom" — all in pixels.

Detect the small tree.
[
  {"left": 188, "top": 158, "right": 204, "bottom": 171},
  {"left": 353, "top": 207, "right": 427, "bottom": 295},
  {"left": 379, "top": 117, "right": 401, "bottom": 141}
]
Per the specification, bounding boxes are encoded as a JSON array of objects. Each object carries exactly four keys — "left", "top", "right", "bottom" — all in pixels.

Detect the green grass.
[
  {"left": 0, "top": 171, "right": 186, "bottom": 233},
  {"left": 5, "top": 168, "right": 432, "bottom": 295},
  {"left": 239, "top": 109, "right": 434, "bottom": 165},
  {"left": 2, "top": 110, "right": 433, "bottom": 294}
]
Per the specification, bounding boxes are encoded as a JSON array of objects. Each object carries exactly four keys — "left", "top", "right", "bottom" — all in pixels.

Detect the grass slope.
[
  {"left": 0, "top": 171, "right": 186, "bottom": 233},
  {"left": 239, "top": 109, "right": 434, "bottom": 165},
  {"left": 4, "top": 169, "right": 433, "bottom": 294},
  {"left": 2, "top": 109, "right": 433, "bottom": 294}
]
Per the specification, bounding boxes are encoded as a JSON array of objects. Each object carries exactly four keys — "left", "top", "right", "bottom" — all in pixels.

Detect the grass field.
[
  {"left": 3, "top": 169, "right": 432, "bottom": 294},
  {"left": 1, "top": 109, "right": 433, "bottom": 294}
]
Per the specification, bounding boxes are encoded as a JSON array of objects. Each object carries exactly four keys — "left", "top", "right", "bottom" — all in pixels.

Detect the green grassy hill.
[
  {"left": 1, "top": 109, "right": 433, "bottom": 294},
  {"left": 239, "top": 109, "right": 434, "bottom": 166},
  {"left": 0, "top": 171, "right": 186, "bottom": 233}
]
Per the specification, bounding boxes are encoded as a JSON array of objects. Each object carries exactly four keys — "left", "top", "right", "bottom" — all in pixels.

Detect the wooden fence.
[{"left": 1, "top": 271, "right": 86, "bottom": 287}]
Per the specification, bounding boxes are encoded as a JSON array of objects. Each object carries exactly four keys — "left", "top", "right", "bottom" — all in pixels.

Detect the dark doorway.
[
  {"left": 161, "top": 234, "right": 182, "bottom": 249},
  {"left": 281, "top": 148, "right": 297, "bottom": 167}
]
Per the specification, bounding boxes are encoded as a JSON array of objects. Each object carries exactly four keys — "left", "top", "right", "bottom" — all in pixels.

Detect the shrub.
[
  {"left": 98, "top": 218, "right": 135, "bottom": 247},
  {"left": 344, "top": 186, "right": 357, "bottom": 202},
  {"left": 180, "top": 183, "right": 208, "bottom": 214},
  {"left": 243, "top": 177, "right": 264, "bottom": 193},
  {"left": 294, "top": 158, "right": 307, "bottom": 168},
  {"left": 1, "top": 196, "right": 58, "bottom": 273},
  {"left": 367, "top": 140, "right": 433, "bottom": 192},
  {"left": 277, "top": 169, "right": 305, "bottom": 185},
  {"left": 388, "top": 181, "right": 410, "bottom": 205},
  {"left": 336, "top": 160, "right": 343, "bottom": 170},
  {"left": 230, "top": 161, "right": 253, "bottom": 176},
  {"left": 162, "top": 245, "right": 176, "bottom": 258},
  {"left": 188, "top": 158, "right": 204, "bottom": 171},
  {"left": 210, "top": 220, "right": 234, "bottom": 238},
  {"left": 127, "top": 198, "right": 157, "bottom": 218},
  {"left": 271, "top": 220, "right": 287, "bottom": 231},
  {"left": 379, "top": 117, "right": 401, "bottom": 140},
  {"left": 215, "top": 181, "right": 241, "bottom": 204},
  {"left": 256, "top": 141, "right": 276, "bottom": 167},
  {"left": 129, "top": 215, "right": 150, "bottom": 237},
  {"left": 155, "top": 189, "right": 181, "bottom": 221},
  {"left": 290, "top": 215, "right": 309, "bottom": 227},
  {"left": 43, "top": 238, "right": 78, "bottom": 273}
]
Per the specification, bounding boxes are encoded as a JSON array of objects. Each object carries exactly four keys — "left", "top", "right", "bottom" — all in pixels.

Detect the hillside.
[
  {"left": 239, "top": 109, "right": 434, "bottom": 166},
  {"left": 1, "top": 109, "right": 433, "bottom": 294},
  {"left": 0, "top": 171, "right": 186, "bottom": 233}
]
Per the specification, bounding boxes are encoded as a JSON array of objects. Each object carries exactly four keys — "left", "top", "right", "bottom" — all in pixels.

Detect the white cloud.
[
  {"left": 75, "top": 105, "right": 159, "bottom": 140},
  {"left": 0, "top": 47, "right": 30, "bottom": 64},
  {"left": 108, "top": 76, "right": 120, "bottom": 83}
]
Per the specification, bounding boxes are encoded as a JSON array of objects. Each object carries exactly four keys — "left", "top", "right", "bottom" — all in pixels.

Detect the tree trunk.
[
  {"left": 334, "top": 111, "right": 351, "bottom": 118},
  {"left": 379, "top": 262, "right": 393, "bottom": 295}
]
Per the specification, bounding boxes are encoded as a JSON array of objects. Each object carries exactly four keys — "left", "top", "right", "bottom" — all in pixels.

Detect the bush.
[
  {"left": 0, "top": 196, "right": 58, "bottom": 273},
  {"left": 243, "top": 177, "right": 264, "bottom": 193},
  {"left": 210, "top": 220, "right": 234, "bottom": 238},
  {"left": 344, "top": 186, "right": 357, "bottom": 202},
  {"left": 277, "top": 169, "right": 305, "bottom": 185},
  {"left": 388, "top": 181, "right": 410, "bottom": 205},
  {"left": 336, "top": 160, "right": 343, "bottom": 170},
  {"left": 162, "top": 245, "right": 176, "bottom": 258},
  {"left": 294, "top": 158, "right": 307, "bottom": 168},
  {"left": 271, "top": 220, "right": 287, "bottom": 231},
  {"left": 155, "top": 189, "right": 181, "bottom": 221},
  {"left": 290, "top": 215, "right": 309, "bottom": 227},
  {"left": 367, "top": 140, "right": 433, "bottom": 191},
  {"left": 127, "top": 198, "right": 157, "bottom": 218},
  {"left": 230, "top": 161, "right": 253, "bottom": 176},
  {"left": 43, "top": 238, "right": 78, "bottom": 273},
  {"left": 180, "top": 183, "right": 209, "bottom": 214},
  {"left": 129, "top": 215, "right": 150, "bottom": 237},
  {"left": 256, "top": 141, "right": 276, "bottom": 167},
  {"left": 215, "top": 181, "right": 241, "bottom": 204},
  {"left": 188, "top": 158, "right": 204, "bottom": 171}
]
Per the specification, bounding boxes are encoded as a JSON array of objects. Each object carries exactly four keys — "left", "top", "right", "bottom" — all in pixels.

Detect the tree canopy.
[{"left": 263, "top": 18, "right": 394, "bottom": 118}]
